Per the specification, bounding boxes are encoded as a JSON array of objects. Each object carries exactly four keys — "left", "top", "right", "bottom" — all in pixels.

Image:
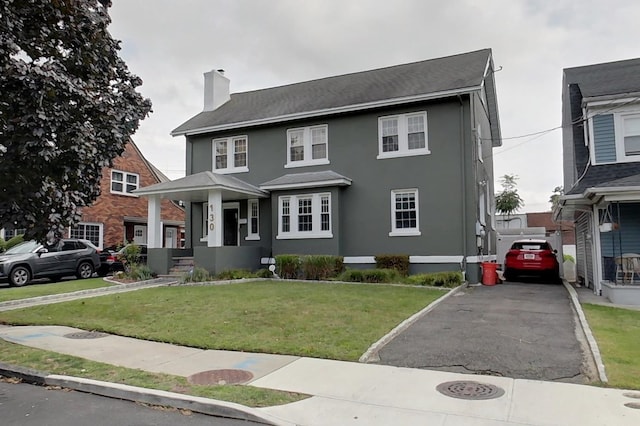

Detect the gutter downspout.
[{"left": 458, "top": 95, "right": 467, "bottom": 281}]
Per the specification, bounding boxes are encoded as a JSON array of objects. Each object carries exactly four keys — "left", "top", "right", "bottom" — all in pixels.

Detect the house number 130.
[{"left": 209, "top": 204, "right": 215, "bottom": 230}]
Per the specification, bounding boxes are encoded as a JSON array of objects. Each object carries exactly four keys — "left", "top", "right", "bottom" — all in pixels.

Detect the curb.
[
  {"left": 359, "top": 282, "right": 469, "bottom": 363},
  {"left": 0, "top": 362, "right": 289, "bottom": 426},
  {"left": 562, "top": 280, "right": 608, "bottom": 383}
]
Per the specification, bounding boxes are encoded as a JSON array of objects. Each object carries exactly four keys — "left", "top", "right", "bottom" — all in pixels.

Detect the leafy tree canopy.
[
  {"left": 495, "top": 174, "right": 524, "bottom": 217},
  {"left": 0, "top": 0, "right": 152, "bottom": 242},
  {"left": 549, "top": 186, "right": 563, "bottom": 211}
]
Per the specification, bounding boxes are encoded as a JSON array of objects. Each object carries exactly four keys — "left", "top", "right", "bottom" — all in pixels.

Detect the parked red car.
[{"left": 504, "top": 239, "right": 560, "bottom": 282}]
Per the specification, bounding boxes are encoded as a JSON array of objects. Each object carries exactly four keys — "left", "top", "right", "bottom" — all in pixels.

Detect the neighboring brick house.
[
  {"left": 526, "top": 212, "right": 575, "bottom": 245},
  {"left": 70, "top": 140, "right": 185, "bottom": 249}
]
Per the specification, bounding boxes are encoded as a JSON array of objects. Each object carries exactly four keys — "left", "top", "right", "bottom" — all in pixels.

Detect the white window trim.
[
  {"left": 245, "top": 199, "right": 260, "bottom": 241},
  {"left": 285, "top": 125, "right": 330, "bottom": 168},
  {"left": 477, "top": 124, "right": 483, "bottom": 163},
  {"left": 377, "top": 111, "right": 430, "bottom": 160},
  {"left": 200, "top": 202, "right": 208, "bottom": 242},
  {"left": 110, "top": 169, "right": 139, "bottom": 196},
  {"left": 389, "top": 189, "right": 421, "bottom": 237},
  {"left": 277, "top": 193, "right": 333, "bottom": 239},
  {"left": 69, "top": 222, "right": 104, "bottom": 249},
  {"left": 212, "top": 135, "right": 249, "bottom": 174},
  {"left": 614, "top": 112, "right": 640, "bottom": 163}
]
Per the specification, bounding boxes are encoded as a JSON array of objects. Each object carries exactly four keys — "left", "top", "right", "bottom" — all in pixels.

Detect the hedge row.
[{"left": 275, "top": 254, "right": 345, "bottom": 280}]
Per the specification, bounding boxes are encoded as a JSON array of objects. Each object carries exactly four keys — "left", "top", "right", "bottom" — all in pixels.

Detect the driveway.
[{"left": 375, "top": 282, "right": 596, "bottom": 383}]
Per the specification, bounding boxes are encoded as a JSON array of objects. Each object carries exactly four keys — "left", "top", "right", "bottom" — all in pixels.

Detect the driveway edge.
[
  {"left": 359, "top": 283, "right": 468, "bottom": 363},
  {"left": 563, "top": 281, "right": 608, "bottom": 383}
]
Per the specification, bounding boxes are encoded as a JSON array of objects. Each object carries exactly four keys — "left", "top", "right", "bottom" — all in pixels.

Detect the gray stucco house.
[
  {"left": 556, "top": 57, "right": 640, "bottom": 304},
  {"left": 136, "top": 49, "right": 503, "bottom": 282}
]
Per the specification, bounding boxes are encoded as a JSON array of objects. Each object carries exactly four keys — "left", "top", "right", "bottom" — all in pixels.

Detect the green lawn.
[
  {"left": 0, "top": 339, "right": 307, "bottom": 407},
  {"left": 0, "top": 278, "right": 114, "bottom": 302},
  {"left": 582, "top": 303, "right": 640, "bottom": 390},
  {"left": 0, "top": 280, "right": 445, "bottom": 361}
]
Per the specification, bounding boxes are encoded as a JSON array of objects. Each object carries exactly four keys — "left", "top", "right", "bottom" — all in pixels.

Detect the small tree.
[
  {"left": 495, "top": 174, "right": 524, "bottom": 220},
  {"left": 549, "top": 186, "right": 564, "bottom": 211}
]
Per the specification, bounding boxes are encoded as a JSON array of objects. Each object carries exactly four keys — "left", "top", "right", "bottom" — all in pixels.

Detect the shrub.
[
  {"left": 275, "top": 254, "right": 301, "bottom": 279},
  {"left": 338, "top": 268, "right": 402, "bottom": 284},
  {"left": 215, "top": 269, "right": 257, "bottom": 280},
  {"left": 5, "top": 234, "right": 24, "bottom": 251},
  {"left": 563, "top": 254, "right": 575, "bottom": 263},
  {"left": 406, "top": 271, "right": 463, "bottom": 288},
  {"left": 126, "top": 263, "right": 154, "bottom": 281},
  {"left": 0, "top": 237, "right": 5, "bottom": 252},
  {"left": 181, "top": 266, "right": 212, "bottom": 283},
  {"left": 375, "top": 254, "right": 410, "bottom": 276},
  {"left": 301, "top": 255, "right": 344, "bottom": 280},
  {"left": 120, "top": 242, "right": 142, "bottom": 265},
  {"left": 256, "top": 268, "right": 273, "bottom": 278}
]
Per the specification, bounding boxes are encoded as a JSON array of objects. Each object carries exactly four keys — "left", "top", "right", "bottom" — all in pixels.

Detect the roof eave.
[
  {"left": 260, "top": 178, "right": 353, "bottom": 191},
  {"left": 171, "top": 86, "right": 483, "bottom": 137}
]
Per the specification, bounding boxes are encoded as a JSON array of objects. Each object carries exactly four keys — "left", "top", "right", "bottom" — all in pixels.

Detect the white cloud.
[{"left": 108, "top": 0, "right": 640, "bottom": 212}]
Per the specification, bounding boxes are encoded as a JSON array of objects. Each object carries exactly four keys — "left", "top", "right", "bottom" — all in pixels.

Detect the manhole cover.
[
  {"left": 64, "top": 331, "right": 109, "bottom": 339},
  {"left": 625, "top": 402, "right": 640, "bottom": 409},
  {"left": 436, "top": 380, "right": 505, "bottom": 400},
  {"left": 188, "top": 369, "right": 253, "bottom": 385}
]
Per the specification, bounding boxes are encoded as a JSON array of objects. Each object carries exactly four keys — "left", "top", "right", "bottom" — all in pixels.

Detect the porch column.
[
  {"left": 207, "top": 190, "right": 223, "bottom": 247},
  {"left": 592, "top": 205, "right": 602, "bottom": 295},
  {"left": 147, "top": 195, "right": 162, "bottom": 248}
]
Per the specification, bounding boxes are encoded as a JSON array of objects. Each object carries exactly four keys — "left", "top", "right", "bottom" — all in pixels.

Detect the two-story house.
[
  {"left": 136, "top": 49, "right": 503, "bottom": 282},
  {"left": 557, "top": 57, "right": 640, "bottom": 304},
  {"left": 73, "top": 140, "right": 185, "bottom": 250}
]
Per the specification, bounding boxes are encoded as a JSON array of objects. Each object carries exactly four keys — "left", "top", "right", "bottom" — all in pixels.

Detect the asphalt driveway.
[{"left": 375, "top": 281, "right": 595, "bottom": 383}]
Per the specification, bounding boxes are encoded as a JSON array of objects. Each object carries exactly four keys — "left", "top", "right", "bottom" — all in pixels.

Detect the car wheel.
[
  {"left": 504, "top": 268, "right": 516, "bottom": 282},
  {"left": 76, "top": 261, "right": 94, "bottom": 279},
  {"left": 9, "top": 266, "right": 31, "bottom": 287}
]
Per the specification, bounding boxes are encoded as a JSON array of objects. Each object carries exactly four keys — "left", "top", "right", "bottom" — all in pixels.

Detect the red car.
[{"left": 504, "top": 239, "right": 560, "bottom": 282}]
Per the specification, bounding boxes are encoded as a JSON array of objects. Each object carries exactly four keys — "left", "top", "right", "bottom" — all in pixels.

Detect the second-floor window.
[
  {"left": 620, "top": 113, "right": 640, "bottom": 159},
  {"left": 111, "top": 170, "right": 138, "bottom": 195},
  {"left": 378, "top": 111, "right": 429, "bottom": 159},
  {"left": 286, "top": 125, "right": 329, "bottom": 168},
  {"left": 213, "top": 136, "right": 248, "bottom": 173}
]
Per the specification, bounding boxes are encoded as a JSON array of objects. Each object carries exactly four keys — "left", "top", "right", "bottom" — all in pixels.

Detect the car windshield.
[
  {"left": 511, "top": 242, "right": 550, "bottom": 251},
  {"left": 4, "top": 240, "right": 41, "bottom": 254}
]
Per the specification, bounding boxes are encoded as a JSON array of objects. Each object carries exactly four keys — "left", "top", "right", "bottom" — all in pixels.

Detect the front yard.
[
  {"left": 0, "top": 280, "right": 445, "bottom": 361},
  {"left": 0, "top": 278, "right": 114, "bottom": 302}
]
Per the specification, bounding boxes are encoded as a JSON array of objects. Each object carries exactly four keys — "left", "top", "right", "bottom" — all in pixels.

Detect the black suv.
[{"left": 0, "top": 239, "right": 101, "bottom": 287}]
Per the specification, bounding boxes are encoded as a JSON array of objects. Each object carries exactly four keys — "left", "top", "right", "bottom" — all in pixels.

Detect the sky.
[{"left": 107, "top": 0, "right": 640, "bottom": 213}]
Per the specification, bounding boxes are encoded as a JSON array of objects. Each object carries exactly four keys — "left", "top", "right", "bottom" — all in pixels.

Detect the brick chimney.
[{"left": 203, "top": 69, "right": 230, "bottom": 111}]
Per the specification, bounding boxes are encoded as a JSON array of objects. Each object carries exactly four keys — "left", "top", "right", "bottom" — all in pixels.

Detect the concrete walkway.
[{"left": 1, "top": 280, "right": 640, "bottom": 425}]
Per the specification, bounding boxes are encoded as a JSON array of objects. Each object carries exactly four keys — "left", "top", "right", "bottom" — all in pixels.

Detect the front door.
[
  {"left": 223, "top": 204, "right": 239, "bottom": 246},
  {"left": 165, "top": 227, "right": 177, "bottom": 248},
  {"left": 133, "top": 225, "right": 147, "bottom": 245}
]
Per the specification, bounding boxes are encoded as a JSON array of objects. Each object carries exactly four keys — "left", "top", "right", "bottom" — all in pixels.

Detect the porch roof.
[
  {"left": 133, "top": 171, "right": 268, "bottom": 202},
  {"left": 259, "top": 170, "right": 352, "bottom": 190}
]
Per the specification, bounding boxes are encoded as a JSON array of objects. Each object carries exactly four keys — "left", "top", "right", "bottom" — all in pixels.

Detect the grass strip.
[
  {"left": 0, "top": 278, "right": 113, "bottom": 302},
  {"left": 0, "top": 339, "right": 307, "bottom": 407},
  {"left": 582, "top": 303, "right": 640, "bottom": 390}
]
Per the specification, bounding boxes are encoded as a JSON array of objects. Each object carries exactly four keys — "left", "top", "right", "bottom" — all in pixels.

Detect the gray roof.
[
  {"left": 564, "top": 57, "right": 640, "bottom": 99},
  {"left": 260, "top": 170, "right": 352, "bottom": 190},
  {"left": 566, "top": 163, "right": 640, "bottom": 195},
  {"left": 173, "top": 49, "right": 492, "bottom": 135},
  {"left": 134, "top": 171, "right": 267, "bottom": 202}
]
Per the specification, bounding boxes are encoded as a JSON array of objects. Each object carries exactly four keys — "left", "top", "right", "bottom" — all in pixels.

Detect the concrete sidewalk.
[{"left": 1, "top": 324, "right": 640, "bottom": 426}]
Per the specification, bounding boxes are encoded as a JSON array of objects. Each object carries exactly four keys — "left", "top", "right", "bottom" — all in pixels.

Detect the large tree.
[
  {"left": 495, "top": 174, "right": 524, "bottom": 219},
  {"left": 0, "top": 0, "right": 151, "bottom": 242}
]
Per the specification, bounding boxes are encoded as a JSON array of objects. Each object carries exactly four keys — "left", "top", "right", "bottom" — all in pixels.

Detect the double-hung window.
[
  {"left": 390, "top": 189, "right": 421, "bottom": 236},
  {"left": 286, "top": 125, "right": 329, "bottom": 167},
  {"left": 246, "top": 199, "right": 260, "bottom": 240},
  {"left": 617, "top": 113, "right": 640, "bottom": 160},
  {"left": 278, "top": 193, "right": 332, "bottom": 239},
  {"left": 111, "top": 170, "right": 139, "bottom": 195},
  {"left": 378, "top": 112, "right": 429, "bottom": 159},
  {"left": 70, "top": 222, "right": 103, "bottom": 248},
  {"left": 213, "top": 136, "right": 248, "bottom": 173}
]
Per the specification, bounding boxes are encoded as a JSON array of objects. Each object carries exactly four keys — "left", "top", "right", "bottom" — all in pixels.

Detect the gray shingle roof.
[
  {"left": 566, "top": 163, "right": 640, "bottom": 195},
  {"left": 173, "top": 49, "right": 492, "bottom": 135},
  {"left": 260, "top": 171, "right": 352, "bottom": 190},
  {"left": 564, "top": 57, "right": 640, "bottom": 99}
]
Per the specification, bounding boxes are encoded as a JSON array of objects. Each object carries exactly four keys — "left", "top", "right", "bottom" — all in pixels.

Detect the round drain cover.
[
  {"left": 64, "top": 331, "right": 109, "bottom": 339},
  {"left": 625, "top": 402, "right": 640, "bottom": 410},
  {"left": 624, "top": 392, "right": 640, "bottom": 399},
  {"left": 436, "top": 380, "right": 505, "bottom": 400},
  {"left": 188, "top": 369, "right": 254, "bottom": 385}
]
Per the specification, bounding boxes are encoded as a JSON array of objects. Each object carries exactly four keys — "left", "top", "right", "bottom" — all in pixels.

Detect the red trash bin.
[{"left": 482, "top": 262, "right": 498, "bottom": 286}]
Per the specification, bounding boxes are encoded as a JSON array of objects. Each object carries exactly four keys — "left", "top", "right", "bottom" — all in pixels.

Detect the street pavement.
[
  {"left": 375, "top": 282, "right": 591, "bottom": 383},
  {"left": 0, "top": 279, "right": 639, "bottom": 425}
]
